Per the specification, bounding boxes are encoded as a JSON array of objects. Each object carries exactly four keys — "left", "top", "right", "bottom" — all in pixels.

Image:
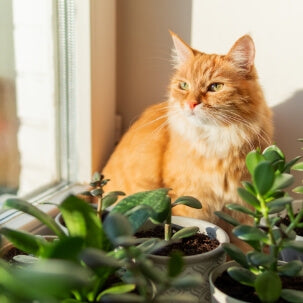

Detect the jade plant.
[
  {"left": 215, "top": 145, "right": 303, "bottom": 303},
  {"left": 111, "top": 188, "right": 202, "bottom": 241},
  {"left": 0, "top": 195, "right": 202, "bottom": 302},
  {"left": 81, "top": 172, "right": 125, "bottom": 219}
]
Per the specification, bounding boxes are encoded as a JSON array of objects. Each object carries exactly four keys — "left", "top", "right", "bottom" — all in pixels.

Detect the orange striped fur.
[{"left": 103, "top": 33, "right": 273, "bottom": 250}]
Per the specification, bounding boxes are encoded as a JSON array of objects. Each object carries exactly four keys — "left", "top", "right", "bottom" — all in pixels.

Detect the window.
[{"left": 0, "top": 0, "right": 76, "bottom": 221}]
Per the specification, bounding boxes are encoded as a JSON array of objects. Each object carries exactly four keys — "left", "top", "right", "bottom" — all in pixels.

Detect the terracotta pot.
[{"left": 143, "top": 216, "right": 230, "bottom": 303}]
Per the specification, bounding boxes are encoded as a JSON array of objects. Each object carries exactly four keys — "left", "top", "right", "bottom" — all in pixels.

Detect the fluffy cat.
[{"left": 102, "top": 32, "right": 273, "bottom": 248}]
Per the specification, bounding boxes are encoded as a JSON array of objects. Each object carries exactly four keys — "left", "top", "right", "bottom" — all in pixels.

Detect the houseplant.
[
  {"left": 111, "top": 188, "right": 230, "bottom": 303},
  {"left": 1, "top": 195, "right": 203, "bottom": 302},
  {"left": 211, "top": 145, "right": 303, "bottom": 303}
]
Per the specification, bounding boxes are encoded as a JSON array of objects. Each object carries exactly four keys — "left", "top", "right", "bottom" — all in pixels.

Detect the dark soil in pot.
[
  {"left": 2, "top": 247, "right": 26, "bottom": 263},
  {"left": 135, "top": 225, "right": 219, "bottom": 256},
  {"left": 215, "top": 270, "right": 303, "bottom": 303}
]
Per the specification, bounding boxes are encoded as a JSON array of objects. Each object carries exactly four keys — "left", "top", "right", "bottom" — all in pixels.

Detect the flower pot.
[
  {"left": 143, "top": 216, "right": 229, "bottom": 303},
  {"left": 209, "top": 261, "right": 245, "bottom": 303},
  {"left": 279, "top": 200, "right": 303, "bottom": 262}
]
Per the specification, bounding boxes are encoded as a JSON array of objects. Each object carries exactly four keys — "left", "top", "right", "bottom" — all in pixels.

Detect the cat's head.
[{"left": 168, "top": 32, "right": 262, "bottom": 128}]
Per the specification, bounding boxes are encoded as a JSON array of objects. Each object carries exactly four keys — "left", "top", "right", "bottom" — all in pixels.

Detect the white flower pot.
[
  {"left": 279, "top": 200, "right": 303, "bottom": 262},
  {"left": 145, "top": 216, "right": 230, "bottom": 303},
  {"left": 209, "top": 261, "right": 247, "bottom": 303}
]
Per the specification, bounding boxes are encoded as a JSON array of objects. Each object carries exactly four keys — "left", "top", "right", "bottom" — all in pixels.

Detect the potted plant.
[
  {"left": 1, "top": 195, "right": 203, "bottom": 302},
  {"left": 210, "top": 145, "right": 303, "bottom": 303},
  {"left": 111, "top": 188, "right": 230, "bottom": 303}
]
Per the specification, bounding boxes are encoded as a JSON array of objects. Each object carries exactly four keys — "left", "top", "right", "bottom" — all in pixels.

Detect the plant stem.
[
  {"left": 164, "top": 208, "right": 172, "bottom": 241},
  {"left": 97, "top": 197, "right": 102, "bottom": 220}
]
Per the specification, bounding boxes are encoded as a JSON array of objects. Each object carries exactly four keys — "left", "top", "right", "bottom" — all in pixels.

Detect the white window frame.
[{"left": 0, "top": 0, "right": 116, "bottom": 234}]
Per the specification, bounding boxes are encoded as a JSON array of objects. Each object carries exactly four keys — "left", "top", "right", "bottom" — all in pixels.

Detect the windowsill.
[{"left": 0, "top": 183, "right": 86, "bottom": 237}]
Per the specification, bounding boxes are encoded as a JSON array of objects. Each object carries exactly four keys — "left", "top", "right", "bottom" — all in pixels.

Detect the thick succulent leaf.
[
  {"left": 267, "top": 196, "right": 293, "bottom": 208},
  {"left": 171, "top": 196, "right": 202, "bottom": 209},
  {"left": 136, "top": 259, "right": 166, "bottom": 284},
  {"left": 241, "top": 181, "right": 256, "bottom": 195},
  {"left": 111, "top": 188, "right": 171, "bottom": 223},
  {"left": 284, "top": 156, "right": 302, "bottom": 173},
  {"left": 227, "top": 266, "right": 256, "bottom": 287},
  {"left": 226, "top": 203, "right": 257, "bottom": 217},
  {"left": 171, "top": 226, "right": 199, "bottom": 240},
  {"left": 214, "top": 211, "right": 240, "bottom": 226},
  {"left": 59, "top": 195, "right": 109, "bottom": 250},
  {"left": 255, "top": 271, "right": 281, "bottom": 303},
  {"left": 222, "top": 243, "right": 249, "bottom": 268},
  {"left": 246, "top": 150, "right": 265, "bottom": 176},
  {"left": 293, "top": 186, "right": 303, "bottom": 194},
  {"left": 233, "top": 225, "right": 267, "bottom": 242},
  {"left": 247, "top": 251, "right": 275, "bottom": 267},
  {"left": 253, "top": 161, "right": 275, "bottom": 195},
  {"left": 237, "top": 188, "right": 260, "bottom": 209},
  {"left": 271, "top": 173, "right": 294, "bottom": 191},
  {"left": 3, "top": 198, "right": 65, "bottom": 237},
  {"left": 283, "top": 241, "right": 303, "bottom": 252},
  {"left": 281, "top": 289, "right": 303, "bottom": 303},
  {"left": 278, "top": 260, "right": 303, "bottom": 277},
  {"left": 292, "top": 161, "right": 303, "bottom": 171}
]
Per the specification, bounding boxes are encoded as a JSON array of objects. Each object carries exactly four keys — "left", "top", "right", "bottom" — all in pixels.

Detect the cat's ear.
[
  {"left": 227, "top": 35, "right": 255, "bottom": 71},
  {"left": 170, "top": 30, "right": 194, "bottom": 65}
]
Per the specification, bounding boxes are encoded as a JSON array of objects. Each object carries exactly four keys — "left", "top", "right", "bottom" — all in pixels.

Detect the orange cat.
[{"left": 103, "top": 32, "right": 273, "bottom": 248}]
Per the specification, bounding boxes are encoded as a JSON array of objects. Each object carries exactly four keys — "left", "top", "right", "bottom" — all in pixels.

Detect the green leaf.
[
  {"left": 278, "top": 260, "right": 303, "bottom": 277},
  {"left": 271, "top": 173, "right": 294, "bottom": 191},
  {"left": 283, "top": 241, "right": 303, "bottom": 252},
  {"left": 98, "top": 284, "right": 135, "bottom": 300},
  {"left": 171, "top": 226, "right": 199, "bottom": 240},
  {"left": 292, "top": 161, "right": 303, "bottom": 171},
  {"left": 102, "top": 191, "right": 125, "bottom": 210},
  {"left": 226, "top": 203, "right": 257, "bottom": 217},
  {"left": 13, "top": 255, "right": 38, "bottom": 265},
  {"left": 124, "top": 205, "right": 156, "bottom": 232},
  {"left": 170, "top": 275, "right": 204, "bottom": 289},
  {"left": 168, "top": 251, "right": 183, "bottom": 277},
  {"left": 246, "top": 150, "right": 265, "bottom": 176},
  {"left": 112, "top": 188, "right": 171, "bottom": 223},
  {"left": 281, "top": 289, "right": 303, "bottom": 303},
  {"left": 0, "top": 228, "right": 49, "bottom": 256},
  {"left": 233, "top": 225, "right": 267, "bottom": 242},
  {"left": 3, "top": 199, "right": 65, "bottom": 237},
  {"left": 255, "top": 271, "right": 281, "bottom": 303},
  {"left": 263, "top": 145, "right": 285, "bottom": 161},
  {"left": 241, "top": 181, "right": 256, "bottom": 195},
  {"left": 237, "top": 188, "right": 260, "bottom": 209},
  {"left": 137, "top": 259, "right": 166, "bottom": 284},
  {"left": 253, "top": 161, "right": 275, "bottom": 195},
  {"left": 59, "top": 195, "right": 109, "bottom": 250},
  {"left": 293, "top": 186, "right": 303, "bottom": 194},
  {"left": 103, "top": 213, "right": 133, "bottom": 245},
  {"left": 91, "top": 188, "right": 104, "bottom": 197},
  {"left": 214, "top": 211, "right": 240, "bottom": 226},
  {"left": 100, "top": 293, "right": 144, "bottom": 302},
  {"left": 92, "top": 172, "right": 102, "bottom": 182},
  {"left": 267, "top": 196, "right": 293, "bottom": 208},
  {"left": 247, "top": 251, "right": 275, "bottom": 267},
  {"left": 171, "top": 196, "right": 202, "bottom": 209},
  {"left": 284, "top": 156, "right": 302, "bottom": 173},
  {"left": 227, "top": 266, "right": 256, "bottom": 287},
  {"left": 222, "top": 243, "right": 249, "bottom": 268}
]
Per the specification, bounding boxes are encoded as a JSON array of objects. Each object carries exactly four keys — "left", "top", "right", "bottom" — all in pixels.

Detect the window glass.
[{"left": 0, "top": 0, "right": 75, "bottom": 214}]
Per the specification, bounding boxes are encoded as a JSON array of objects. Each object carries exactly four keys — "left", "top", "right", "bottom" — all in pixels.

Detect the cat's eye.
[
  {"left": 208, "top": 83, "right": 224, "bottom": 92},
  {"left": 179, "top": 81, "right": 190, "bottom": 91}
]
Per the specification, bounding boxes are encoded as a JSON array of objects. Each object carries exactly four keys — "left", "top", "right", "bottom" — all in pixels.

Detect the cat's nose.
[{"left": 188, "top": 100, "right": 199, "bottom": 109}]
